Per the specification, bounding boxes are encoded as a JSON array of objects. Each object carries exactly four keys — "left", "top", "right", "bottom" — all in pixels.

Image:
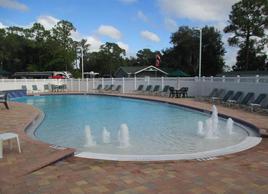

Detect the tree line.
[{"left": 0, "top": 0, "right": 267, "bottom": 77}]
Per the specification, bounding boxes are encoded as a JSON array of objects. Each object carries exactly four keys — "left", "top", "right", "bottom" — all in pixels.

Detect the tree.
[
  {"left": 85, "top": 42, "right": 126, "bottom": 76},
  {"left": 164, "top": 26, "right": 225, "bottom": 76},
  {"left": 136, "top": 49, "right": 157, "bottom": 66},
  {"left": 224, "top": 0, "right": 268, "bottom": 70}
]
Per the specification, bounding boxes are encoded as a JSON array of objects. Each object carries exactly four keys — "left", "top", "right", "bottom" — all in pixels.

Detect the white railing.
[{"left": 1, "top": 76, "right": 268, "bottom": 101}]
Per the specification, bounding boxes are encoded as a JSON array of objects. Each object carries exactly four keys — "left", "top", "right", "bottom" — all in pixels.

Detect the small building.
[{"left": 114, "top": 66, "right": 168, "bottom": 78}]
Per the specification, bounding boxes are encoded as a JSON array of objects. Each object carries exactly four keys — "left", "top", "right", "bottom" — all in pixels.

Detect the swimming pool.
[{"left": 16, "top": 95, "right": 261, "bottom": 161}]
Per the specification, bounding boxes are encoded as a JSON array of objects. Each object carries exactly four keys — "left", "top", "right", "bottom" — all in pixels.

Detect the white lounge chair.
[{"left": 0, "top": 132, "right": 21, "bottom": 158}]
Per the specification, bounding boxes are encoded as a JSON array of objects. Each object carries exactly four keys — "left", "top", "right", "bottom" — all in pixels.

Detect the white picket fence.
[{"left": 1, "top": 76, "right": 268, "bottom": 104}]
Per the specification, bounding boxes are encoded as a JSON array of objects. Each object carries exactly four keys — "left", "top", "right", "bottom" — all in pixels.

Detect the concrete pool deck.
[{"left": 0, "top": 94, "right": 268, "bottom": 193}]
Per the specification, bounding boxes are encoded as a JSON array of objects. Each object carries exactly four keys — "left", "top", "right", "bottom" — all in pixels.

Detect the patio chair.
[
  {"left": 106, "top": 84, "right": 114, "bottom": 92},
  {"left": 248, "top": 93, "right": 267, "bottom": 111},
  {"left": 0, "top": 132, "right": 21, "bottom": 158},
  {"left": 169, "top": 87, "right": 176, "bottom": 98},
  {"left": 133, "top": 85, "right": 144, "bottom": 93},
  {"left": 0, "top": 92, "right": 9, "bottom": 109},
  {"left": 99, "top": 85, "right": 109, "bottom": 93},
  {"left": 176, "top": 87, "right": 188, "bottom": 98},
  {"left": 224, "top": 91, "right": 243, "bottom": 106}
]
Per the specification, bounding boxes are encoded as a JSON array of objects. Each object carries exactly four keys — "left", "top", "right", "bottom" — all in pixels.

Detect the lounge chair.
[
  {"left": 106, "top": 84, "right": 114, "bottom": 92},
  {"left": 142, "top": 85, "right": 152, "bottom": 94},
  {"left": 151, "top": 85, "right": 160, "bottom": 95},
  {"left": 0, "top": 92, "right": 9, "bottom": 109},
  {"left": 212, "top": 90, "right": 234, "bottom": 103},
  {"left": 99, "top": 85, "right": 109, "bottom": 92},
  {"left": 196, "top": 88, "right": 218, "bottom": 101},
  {"left": 210, "top": 89, "right": 225, "bottom": 102},
  {"left": 93, "top": 84, "right": 102, "bottom": 93},
  {"left": 238, "top": 92, "right": 254, "bottom": 108},
  {"left": 133, "top": 85, "right": 144, "bottom": 93},
  {"left": 112, "top": 85, "right": 121, "bottom": 93},
  {"left": 248, "top": 93, "right": 267, "bottom": 111},
  {"left": 224, "top": 91, "right": 243, "bottom": 106},
  {"left": 44, "top": 84, "right": 50, "bottom": 92},
  {"left": 159, "top": 85, "right": 170, "bottom": 96},
  {"left": 32, "top": 85, "right": 40, "bottom": 93}
]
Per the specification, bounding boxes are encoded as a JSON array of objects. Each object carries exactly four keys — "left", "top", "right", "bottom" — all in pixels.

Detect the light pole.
[
  {"left": 198, "top": 28, "right": 202, "bottom": 78},
  {"left": 77, "top": 47, "right": 84, "bottom": 79}
]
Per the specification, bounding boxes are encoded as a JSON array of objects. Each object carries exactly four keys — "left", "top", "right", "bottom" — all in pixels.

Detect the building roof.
[{"left": 118, "top": 66, "right": 168, "bottom": 75}]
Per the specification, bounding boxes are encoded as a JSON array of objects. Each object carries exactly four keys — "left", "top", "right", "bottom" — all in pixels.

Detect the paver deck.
[{"left": 0, "top": 94, "right": 267, "bottom": 194}]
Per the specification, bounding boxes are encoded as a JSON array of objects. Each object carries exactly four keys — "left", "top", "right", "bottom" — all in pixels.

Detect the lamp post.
[
  {"left": 198, "top": 28, "right": 202, "bottom": 78},
  {"left": 77, "top": 47, "right": 84, "bottom": 79},
  {"left": 194, "top": 28, "right": 202, "bottom": 78}
]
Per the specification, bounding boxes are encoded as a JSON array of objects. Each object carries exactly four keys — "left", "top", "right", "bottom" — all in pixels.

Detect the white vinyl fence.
[{"left": 1, "top": 76, "right": 268, "bottom": 104}]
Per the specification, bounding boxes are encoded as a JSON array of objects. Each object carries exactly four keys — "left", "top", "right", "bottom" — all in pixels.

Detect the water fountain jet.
[
  {"left": 84, "top": 125, "right": 96, "bottom": 147},
  {"left": 102, "top": 127, "right": 111, "bottom": 143},
  {"left": 118, "top": 123, "right": 130, "bottom": 148}
]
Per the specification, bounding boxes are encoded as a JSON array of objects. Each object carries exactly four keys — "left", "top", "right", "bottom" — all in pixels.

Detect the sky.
[{"left": 0, "top": 0, "right": 242, "bottom": 67}]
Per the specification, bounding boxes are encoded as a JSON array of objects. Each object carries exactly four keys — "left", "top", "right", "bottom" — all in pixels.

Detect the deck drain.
[
  {"left": 50, "top": 145, "right": 66, "bottom": 150},
  {"left": 196, "top": 156, "right": 219, "bottom": 161}
]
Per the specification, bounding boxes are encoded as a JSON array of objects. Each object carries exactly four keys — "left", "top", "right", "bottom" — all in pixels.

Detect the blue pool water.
[{"left": 16, "top": 95, "right": 253, "bottom": 155}]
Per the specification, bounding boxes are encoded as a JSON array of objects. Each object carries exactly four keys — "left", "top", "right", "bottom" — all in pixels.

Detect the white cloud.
[
  {"left": 158, "top": 0, "right": 239, "bottom": 22},
  {"left": 117, "top": 41, "right": 129, "bottom": 53},
  {"left": 0, "top": 0, "right": 28, "bottom": 11},
  {"left": 164, "top": 18, "right": 177, "bottom": 32},
  {"left": 37, "top": 15, "right": 59, "bottom": 30},
  {"left": 140, "top": 30, "right": 160, "bottom": 42},
  {"left": 97, "top": 25, "right": 122, "bottom": 40},
  {"left": 118, "top": 0, "right": 137, "bottom": 4},
  {"left": 86, "top": 36, "right": 103, "bottom": 52},
  {"left": 0, "top": 22, "right": 7, "bottom": 28},
  {"left": 137, "top": 11, "right": 149, "bottom": 23}
]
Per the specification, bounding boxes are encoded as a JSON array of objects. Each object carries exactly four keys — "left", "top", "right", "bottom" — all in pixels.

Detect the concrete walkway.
[{"left": 0, "top": 94, "right": 267, "bottom": 194}]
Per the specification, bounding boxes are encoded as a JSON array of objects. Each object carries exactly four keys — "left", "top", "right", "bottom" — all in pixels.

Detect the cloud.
[
  {"left": 97, "top": 25, "right": 122, "bottom": 40},
  {"left": 158, "top": 0, "right": 239, "bottom": 22},
  {"left": 37, "top": 15, "right": 59, "bottom": 30},
  {"left": 164, "top": 18, "right": 177, "bottom": 32},
  {"left": 137, "top": 11, "right": 149, "bottom": 23},
  {"left": 86, "top": 36, "right": 103, "bottom": 52},
  {"left": 0, "top": 22, "right": 7, "bottom": 28},
  {"left": 140, "top": 30, "right": 160, "bottom": 42},
  {"left": 118, "top": 0, "right": 137, "bottom": 4},
  {"left": 0, "top": 0, "right": 28, "bottom": 11},
  {"left": 117, "top": 41, "right": 129, "bottom": 53}
]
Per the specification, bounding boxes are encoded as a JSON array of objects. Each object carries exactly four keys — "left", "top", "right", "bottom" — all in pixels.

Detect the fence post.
[
  {"left": 112, "top": 77, "right": 114, "bottom": 85},
  {"left": 102, "top": 78, "right": 104, "bottom": 89},
  {"left": 202, "top": 76, "right": 205, "bottom": 82},
  {"left": 134, "top": 76, "right": 137, "bottom": 90},
  {"left": 222, "top": 75, "right": 225, "bottom": 83},
  {"left": 93, "top": 77, "right": 95, "bottom": 90},
  {"left": 86, "top": 78, "right": 89, "bottom": 92},
  {"left": 71, "top": 78, "right": 73, "bottom": 91},
  {"left": 210, "top": 76, "right": 213, "bottom": 82},
  {"left": 256, "top": 75, "right": 259, "bottom": 83},
  {"left": 237, "top": 75, "right": 240, "bottom": 83},
  {"left": 122, "top": 77, "right": 125, "bottom": 94},
  {"left": 78, "top": 79, "right": 81, "bottom": 92},
  {"left": 161, "top": 77, "right": 164, "bottom": 90}
]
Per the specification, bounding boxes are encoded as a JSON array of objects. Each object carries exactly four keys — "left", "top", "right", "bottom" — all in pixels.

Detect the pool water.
[{"left": 15, "top": 95, "right": 258, "bottom": 157}]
